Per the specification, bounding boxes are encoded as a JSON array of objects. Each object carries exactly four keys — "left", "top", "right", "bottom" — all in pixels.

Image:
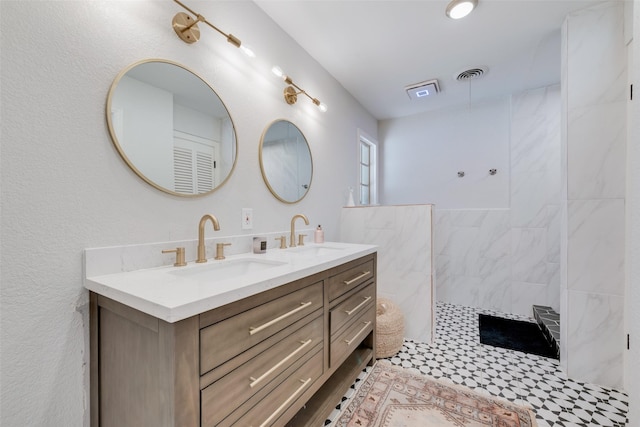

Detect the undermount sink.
[
  {"left": 168, "top": 258, "right": 287, "bottom": 281},
  {"left": 287, "top": 245, "right": 344, "bottom": 257}
]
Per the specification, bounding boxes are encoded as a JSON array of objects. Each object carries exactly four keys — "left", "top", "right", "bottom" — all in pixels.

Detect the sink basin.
[
  {"left": 168, "top": 258, "right": 287, "bottom": 281},
  {"left": 287, "top": 245, "right": 344, "bottom": 257}
]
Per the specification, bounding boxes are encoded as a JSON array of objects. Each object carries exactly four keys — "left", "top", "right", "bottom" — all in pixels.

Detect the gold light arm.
[
  {"left": 172, "top": 0, "right": 248, "bottom": 52},
  {"left": 277, "top": 71, "right": 327, "bottom": 111}
]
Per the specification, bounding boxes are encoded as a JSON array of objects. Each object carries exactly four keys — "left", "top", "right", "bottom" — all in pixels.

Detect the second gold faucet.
[{"left": 290, "top": 214, "right": 309, "bottom": 248}]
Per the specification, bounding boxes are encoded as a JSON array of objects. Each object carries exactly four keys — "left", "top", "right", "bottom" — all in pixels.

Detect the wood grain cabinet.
[{"left": 90, "top": 253, "right": 376, "bottom": 427}]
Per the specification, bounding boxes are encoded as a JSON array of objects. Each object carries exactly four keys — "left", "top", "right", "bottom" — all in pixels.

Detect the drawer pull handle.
[
  {"left": 249, "top": 339, "right": 313, "bottom": 388},
  {"left": 345, "top": 296, "right": 372, "bottom": 316},
  {"left": 249, "top": 302, "right": 313, "bottom": 336},
  {"left": 344, "top": 321, "right": 372, "bottom": 346},
  {"left": 257, "top": 377, "right": 312, "bottom": 427},
  {"left": 343, "top": 271, "right": 371, "bottom": 285}
]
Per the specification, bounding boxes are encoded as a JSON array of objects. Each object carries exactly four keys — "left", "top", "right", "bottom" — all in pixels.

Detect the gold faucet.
[
  {"left": 196, "top": 214, "right": 220, "bottom": 263},
  {"left": 290, "top": 214, "right": 309, "bottom": 247}
]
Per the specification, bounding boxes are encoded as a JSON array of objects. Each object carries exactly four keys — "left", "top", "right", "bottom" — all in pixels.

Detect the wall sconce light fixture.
[
  {"left": 172, "top": 0, "right": 255, "bottom": 57},
  {"left": 272, "top": 66, "right": 327, "bottom": 112}
]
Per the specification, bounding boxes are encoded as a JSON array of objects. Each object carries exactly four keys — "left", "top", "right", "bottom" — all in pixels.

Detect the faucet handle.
[
  {"left": 298, "top": 234, "right": 307, "bottom": 246},
  {"left": 215, "top": 243, "right": 232, "bottom": 260},
  {"left": 275, "top": 236, "right": 287, "bottom": 249},
  {"left": 162, "top": 247, "right": 187, "bottom": 267}
]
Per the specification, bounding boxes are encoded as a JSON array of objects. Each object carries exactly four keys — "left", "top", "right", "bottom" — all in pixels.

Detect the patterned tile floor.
[{"left": 326, "top": 302, "right": 629, "bottom": 427}]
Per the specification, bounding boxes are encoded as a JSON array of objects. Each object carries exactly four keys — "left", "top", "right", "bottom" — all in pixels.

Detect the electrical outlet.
[{"left": 242, "top": 208, "right": 253, "bottom": 230}]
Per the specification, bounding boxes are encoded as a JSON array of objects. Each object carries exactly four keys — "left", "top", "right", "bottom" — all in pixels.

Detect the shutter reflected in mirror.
[{"left": 173, "top": 131, "right": 219, "bottom": 195}]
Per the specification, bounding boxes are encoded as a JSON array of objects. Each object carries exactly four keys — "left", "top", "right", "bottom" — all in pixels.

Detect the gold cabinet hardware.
[
  {"left": 344, "top": 321, "right": 372, "bottom": 346},
  {"left": 257, "top": 378, "right": 312, "bottom": 427},
  {"left": 343, "top": 271, "right": 371, "bottom": 285},
  {"left": 344, "top": 296, "right": 372, "bottom": 316},
  {"left": 249, "top": 302, "right": 312, "bottom": 336},
  {"left": 215, "top": 242, "right": 231, "bottom": 260},
  {"left": 275, "top": 236, "right": 287, "bottom": 249},
  {"left": 162, "top": 247, "right": 187, "bottom": 267},
  {"left": 297, "top": 234, "right": 306, "bottom": 246},
  {"left": 249, "top": 339, "right": 312, "bottom": 388}
]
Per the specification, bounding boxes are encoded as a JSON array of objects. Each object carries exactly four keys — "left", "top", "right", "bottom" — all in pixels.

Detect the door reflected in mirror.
[
  {"left": 106, "top": 59, "right": 237, "bottom": 197},
  {"left": 259, "top": 120, "right": 312, "bottom": 204}
]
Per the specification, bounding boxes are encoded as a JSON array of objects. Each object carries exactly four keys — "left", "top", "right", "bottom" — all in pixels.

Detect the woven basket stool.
[{"left": 376, "top": 298, "right": 405, "bottom": 358}]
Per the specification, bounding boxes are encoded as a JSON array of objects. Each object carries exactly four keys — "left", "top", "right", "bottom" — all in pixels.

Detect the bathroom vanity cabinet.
[{"left": 90, "top": 253, "right": 376, "bottom": 427}]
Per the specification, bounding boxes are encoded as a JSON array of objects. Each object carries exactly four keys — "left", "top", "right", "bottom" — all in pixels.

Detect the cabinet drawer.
[
  {"left": 328, "top": 258, "right": 374, "bottom": 301},
  {"left": 200, "top": 281, "right": 323, "bottom": 374},
  {"left": 201, "top": 316, "right": 323, "bottom": 426},
  {"left": 232, "top": 350, "right": 323, "bottom": 427},
  {"left": 330, "top": 283, "right": 375, "bottom": 336},
  {"left": 330, "top": 305, "right": 375, "bottom": 367}
]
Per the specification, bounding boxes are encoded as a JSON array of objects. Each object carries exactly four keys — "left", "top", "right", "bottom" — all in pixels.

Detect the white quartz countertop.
[{"left": 84, "top": 242, "right": 377, "bottom": 323}]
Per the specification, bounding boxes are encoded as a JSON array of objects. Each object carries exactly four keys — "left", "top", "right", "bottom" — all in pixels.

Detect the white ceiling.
[{"left": 255, "top": 0, "right": 603, "bottom": 120}]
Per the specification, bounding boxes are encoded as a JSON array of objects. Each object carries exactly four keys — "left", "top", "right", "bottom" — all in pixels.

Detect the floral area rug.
[{"left": 335, "top": 360, "right": 538, "bottom": 427}]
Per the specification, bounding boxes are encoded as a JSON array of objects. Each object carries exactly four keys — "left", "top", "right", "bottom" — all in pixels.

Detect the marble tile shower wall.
[
  {"left": 561, "top": 1, "right": 626, "bottom": 389},
  {"left": 435, "top": 86, "right": 561, "bottom": 317}
]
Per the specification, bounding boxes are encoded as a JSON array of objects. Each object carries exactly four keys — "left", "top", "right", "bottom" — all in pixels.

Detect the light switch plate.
[{"left": 242, "top": 208, "right": 253, "bottom": 230}]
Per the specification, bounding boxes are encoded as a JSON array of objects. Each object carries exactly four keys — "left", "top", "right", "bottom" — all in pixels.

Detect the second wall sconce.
[
  {"left": 172, "top": 0, "right": 255, "bottom": 58},
  {"left": 272, "top": 66, "right": 327, "bottom": 112}
]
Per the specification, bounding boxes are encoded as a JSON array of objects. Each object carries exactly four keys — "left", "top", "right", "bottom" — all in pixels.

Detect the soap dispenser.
[{"left": 314, "top": 225, "right": 324, "bottom": 243}]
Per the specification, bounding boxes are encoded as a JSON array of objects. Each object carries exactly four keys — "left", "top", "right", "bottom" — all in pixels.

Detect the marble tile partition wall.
[
  {"left": 340, "top": 205, "right": 434, "bottom": 343},
  {"left": 561, "top": 1, "right": 626, "bottom": 389},
  {"left": 435, "top": 86, "right": 562, "bottom": 317}
]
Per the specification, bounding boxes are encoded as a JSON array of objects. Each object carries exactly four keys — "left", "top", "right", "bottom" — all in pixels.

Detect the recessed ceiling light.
[{"left": 446, "top": 0, "right": 478, "bottom": 19}]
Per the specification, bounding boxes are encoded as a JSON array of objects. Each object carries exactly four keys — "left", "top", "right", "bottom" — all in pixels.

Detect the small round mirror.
[
  {"left": 259, "top": 120, "right": 313, "bottom": 203},
  {"left": 106, "top": 59, "right": 237, "bottom": 197}
]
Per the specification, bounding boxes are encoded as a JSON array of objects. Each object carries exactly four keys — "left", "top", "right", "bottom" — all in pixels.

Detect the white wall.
[
  {"left": 379, "top": 98, "right": 510, "bottom": 209},
  {"left": 0, "top": 2, "right": 377, "bottom": 425}
]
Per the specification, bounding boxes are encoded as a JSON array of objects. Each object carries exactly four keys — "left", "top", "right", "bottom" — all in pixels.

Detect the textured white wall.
[{"left": 0, "top": 2, "right": 376, "bottom": 425}]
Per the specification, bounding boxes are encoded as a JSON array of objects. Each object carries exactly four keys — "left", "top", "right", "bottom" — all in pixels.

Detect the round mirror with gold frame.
[
  {"left": 106, "top": 59, "right": 237, "bottom": 197},
  {"left": 259, "top": 120, "right": 313, "bottom": 204}
]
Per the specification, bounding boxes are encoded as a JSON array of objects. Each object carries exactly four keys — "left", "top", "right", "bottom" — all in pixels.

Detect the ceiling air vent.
[{"left": 455, "top": 67, "right": 487, "bottom": 81}]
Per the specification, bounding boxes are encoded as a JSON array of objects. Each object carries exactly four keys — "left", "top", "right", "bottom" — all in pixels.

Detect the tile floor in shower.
[{"left": 325, "top": 302, "right": 629, "bottom": 427}]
